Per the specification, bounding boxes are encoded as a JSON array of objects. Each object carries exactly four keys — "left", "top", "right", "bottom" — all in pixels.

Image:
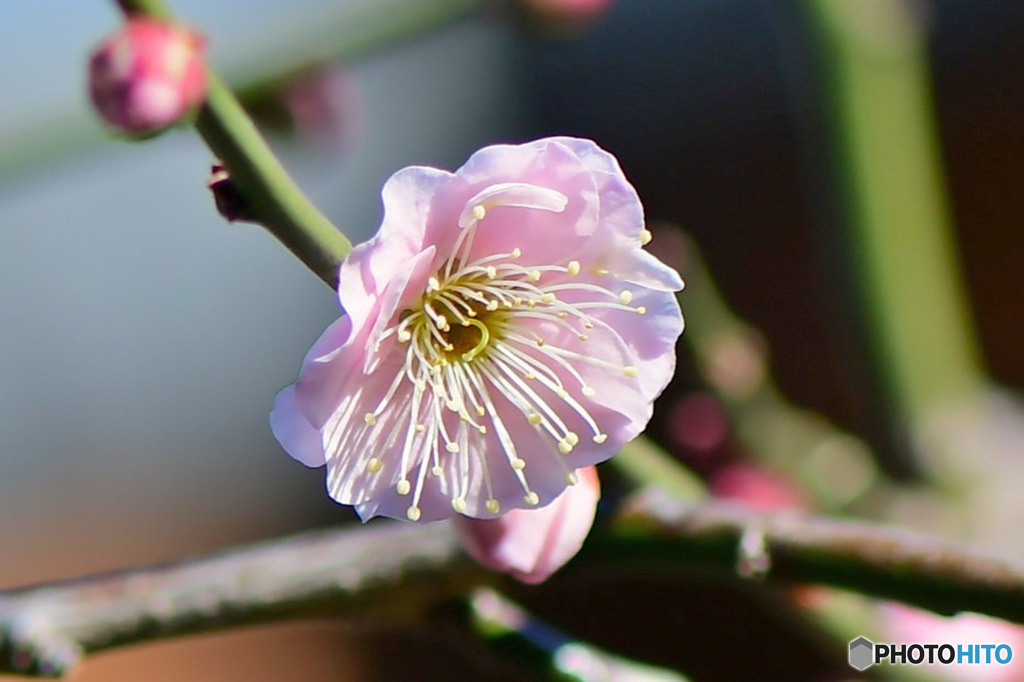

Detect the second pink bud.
[{"left": 454, "top": 466, "right": 601, "bottom": 584}]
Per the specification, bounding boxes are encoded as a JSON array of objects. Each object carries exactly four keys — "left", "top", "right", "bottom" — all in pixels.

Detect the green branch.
[
  {"left": 116, "top": 0, "right": 351, "bottom": 287},
  {"left": 600, "top": 491, "right": 1024, "bottom": 625}
]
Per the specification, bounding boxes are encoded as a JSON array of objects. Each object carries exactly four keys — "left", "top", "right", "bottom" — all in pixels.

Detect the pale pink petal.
[
  {"left": 427, "top": 140, "right": 602, "bottom": 267},
  {"left": 269, "top": 386, "right": 325, "bottom": 467},
  {"left": 336, "top": 166, "right": 452, "bottom": 328},
  {"left": 552, "top": 137, "right": 683, "bottom": 291}
]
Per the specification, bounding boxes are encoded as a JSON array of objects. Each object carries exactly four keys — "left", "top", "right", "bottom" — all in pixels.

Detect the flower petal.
[{"left": 270, "top": 386, "right": 326, "bottom": 467}]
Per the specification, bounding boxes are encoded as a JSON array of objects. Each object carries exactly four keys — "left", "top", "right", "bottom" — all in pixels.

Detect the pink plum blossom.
[
  {"left": 88, "top": 19, "right": 206, "bottom": 134},
  {"left": 455, "top": 465, "right": 600, "bottom": 583},
  {"left": 271, "top": 137, "right": 683, "bottom": 522}
]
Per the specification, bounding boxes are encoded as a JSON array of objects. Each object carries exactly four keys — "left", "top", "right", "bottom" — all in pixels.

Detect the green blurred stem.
[
  {"left": 615, "top": 438, "right": 707, "bottom": 501},
  {"left": 116, "top": 0, "right": 351, "bottom": 287},
  {"left": 805, "top": 0, "right": 985, "bottom": 420}
]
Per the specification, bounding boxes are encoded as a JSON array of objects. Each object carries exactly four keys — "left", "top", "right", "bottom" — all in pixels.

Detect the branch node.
[
  {"left": 207, "top": 163, "right": 257, "bottom": 223},
  {"left": 736, "top": 524, "right": 771, "bottom": 580}
]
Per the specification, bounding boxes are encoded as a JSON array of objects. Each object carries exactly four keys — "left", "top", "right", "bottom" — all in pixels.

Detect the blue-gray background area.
[{"left": 0, "top": 1, "right": 526, "bottom": 583}]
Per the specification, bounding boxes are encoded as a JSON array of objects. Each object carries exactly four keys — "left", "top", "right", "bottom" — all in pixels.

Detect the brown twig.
[
  {"left": 4, "top": 495, "right": 1024, "bottom": 677},
  {"left": 0, "top": 522, "right": 477, "bottom": 677},
  {"left": 600, "top": 490, "right": 1024, "bottom": 624}
]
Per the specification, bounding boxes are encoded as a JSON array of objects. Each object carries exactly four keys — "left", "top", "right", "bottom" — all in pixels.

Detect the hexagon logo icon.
[{"left": 849, "top": 636, "right": 875, "bottom": 671}]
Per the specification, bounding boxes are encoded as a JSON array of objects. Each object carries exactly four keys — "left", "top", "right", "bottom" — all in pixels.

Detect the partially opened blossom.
[
  {"left": 455, "top": 465, "right": 600, "bottom": 583},
  {"left": 272, "top": 137, "right": 683, "bottom": 522},
  {"left": 88, "top": 19, "right": 206, "bottom": 134}
]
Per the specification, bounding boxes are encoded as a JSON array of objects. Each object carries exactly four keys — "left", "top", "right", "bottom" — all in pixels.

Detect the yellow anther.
[
  {"left": 366, "top": 458, "right": 383, "bottom": 473},
  {"left": 451, "top": 497, "right": 468, "bottom": 513},
  {"left": 432, "top": 465, "right": 444, "bottom": 477},
  {"left": 527, "top": 413, "right": 542, "bottom": 426},
  {"left": 396, "top": 480, "right": 411, "bottom": 496},
  {"left": 619, "top": 290, "right": 633, "bottom": 305},
  {"left": 511, "top": 458, "right": 527, "bottom": 470},
  {"left": 486, "top": 499, "right": 501, "bottom": 514},
  {"left": 472, "top": 205, "right": 486, "bottom": 221},
  {"left": 640, "top": 229, "right": 653, "bottom": 245},
  {"left": 364, "top": 413, "right": 377, "bottom": 425},
  {"left": 623, "top": 366, "right": 639, "bottom": 378},
  {"left": 593, "top": 433, "right": 608, "bottom": 444},
  {"left": 558, "top": 440, "right": 573, "bottom": 455},
  {"left": 582, "top": 386, "right": 596, "bottom": 397},
  {"left": 567, "top": 260, "right": 581, "bottom": 275},
  {"left": 406, "top": 506, "right": 422, "bottom": 521},
  {"left": 540, "top": 293, "right": 556, "bottom": 304},
  {"left": 636, "top": 306, "right": 647, "bottom": 315},
  {"left": 565, "top": 472, "right": 579, "bottom": 486},
  {"left": 524, "top": 492, "right": 540, "bottom": 506},
  {"left": 446, "top": 442, "right": 460, "bottom": 454},
  {"left": 565, "top": 432, "right": 580, "bottom": 446},
  {"left": 486, "top": 266, "right": 497, "bottom": 279}
]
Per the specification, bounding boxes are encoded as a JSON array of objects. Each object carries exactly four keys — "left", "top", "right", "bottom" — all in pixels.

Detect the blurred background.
[{"left": 2, "top": 0, "right": 1024, "bottom": 679}]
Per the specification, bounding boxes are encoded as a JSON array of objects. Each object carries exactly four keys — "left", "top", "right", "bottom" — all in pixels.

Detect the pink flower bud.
[
  {"left": 88, "top": 19, "right": 207, "bottom": 134},
  {"left": 453, "top": 466, "right": 600, "bottom": 584}
]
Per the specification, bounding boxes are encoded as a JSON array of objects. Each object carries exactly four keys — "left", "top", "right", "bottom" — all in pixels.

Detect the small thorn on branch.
[{"left": 207, "top": 163, "right": 256, "bottom": 223}]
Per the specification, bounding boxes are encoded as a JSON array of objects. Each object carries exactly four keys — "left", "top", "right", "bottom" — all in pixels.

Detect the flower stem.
[
  {"left": 197, "top": 72, "right": 352, "bottom": 287},
  {"left": 115, "top": 0, "right": 352, "bottom": 288},
  {"left": 614, "top": 438, "right": 706, "bottom": 501}
]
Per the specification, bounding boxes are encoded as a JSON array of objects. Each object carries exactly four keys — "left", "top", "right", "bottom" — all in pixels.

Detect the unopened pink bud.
[
  {"left": 88, "top": 19, "right": 207, "bottom": 134},
  {"left": 453, "top": 466, "right": 600, "bottom": 584}
]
